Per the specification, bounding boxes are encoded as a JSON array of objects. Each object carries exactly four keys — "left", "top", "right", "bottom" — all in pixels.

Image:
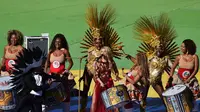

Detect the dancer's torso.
[
  {"left": 148, "top": 55, "right": 168, "bottom": 84},
  {"left": 49, "top": 49, "right": 66, "bottom": 74},
  {"left": 178, "top": 55, "right": 195, "bottom": 80},
  {"left": 5, "top": 45, "right": 22, "bottom": 71},
  {"left": 87, "top": 46, "right": 112, "bottom": 75}
]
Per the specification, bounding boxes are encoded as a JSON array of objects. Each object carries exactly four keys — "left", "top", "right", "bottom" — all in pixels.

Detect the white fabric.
[
  {"left": 30, "top": 90, "right": 42, "bottom": 96},
  {"left": 30, "top": 74, "right": 43, "bottom": 96},
  {"left": 34, "top": 74, "right": 43, "bottom": 86}
]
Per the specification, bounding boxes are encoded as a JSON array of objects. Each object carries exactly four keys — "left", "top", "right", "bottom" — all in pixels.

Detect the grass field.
[{"left": 0, "top": 0, "right": 200, "bottom": 97}]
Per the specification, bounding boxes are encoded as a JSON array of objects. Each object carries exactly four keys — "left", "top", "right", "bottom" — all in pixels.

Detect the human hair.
[
  {"left": 7, "top": 30, "right": 24, "bottom": 45},
  {"left": 183, "top": 39, "right": 196, "bottom": 55},
  {"left": 49, "top": 33, "right": 69, "bottom": 52},
  {"left": 136, "top": 52, "right": 149, "bottom": 78}
]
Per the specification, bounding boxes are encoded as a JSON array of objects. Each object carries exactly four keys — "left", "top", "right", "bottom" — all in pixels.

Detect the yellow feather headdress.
[
  {"left": 134, "top": 13, "right": 179, "bottom": 61},
  {"left": 80, "top": 4, "right": 123, "bottom": 59}
]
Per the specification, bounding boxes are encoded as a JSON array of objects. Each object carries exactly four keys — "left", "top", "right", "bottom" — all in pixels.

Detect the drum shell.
[
  {"left": 44, "top": 82, "right": 67, "bottom": 107},
  {"left": 0, "top": 76, "right": 16, "bottom": 110},
  {"left": 163, "top": 86, "right": 193, "bottom": 112},
  {"left": 101, "top": 85, "right": 130, "bottom": 110}
]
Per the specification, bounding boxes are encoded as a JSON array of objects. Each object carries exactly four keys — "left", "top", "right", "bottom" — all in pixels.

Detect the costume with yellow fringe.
[
  {"left": 79, "top": 4, "right": 123, "bottom": 112},
  {"left": 131, "top": 14, "right": 179, "bottom": 111},
  {"left": 135, "top": 13, "right": 179, "bottom": 85}
]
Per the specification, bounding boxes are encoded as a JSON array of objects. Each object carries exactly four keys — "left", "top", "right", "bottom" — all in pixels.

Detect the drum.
[
  {"left": 0, "top": 76, "right": 16, "bottom": 110},
  {"left": 44, "top": 82, "right": 67, "bottom": 106},
  {"left": 162, "top": 84, "right": 194, "bottom": 112},
  {"left": 101, "top": 85, "right": 130, "bottom": 110}
]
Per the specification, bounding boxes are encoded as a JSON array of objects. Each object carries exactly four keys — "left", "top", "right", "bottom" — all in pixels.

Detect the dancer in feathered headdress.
[
  {"left": 125, "top": 13, "right": 179, "bottom": 111},
  {"left": 79, "top": 4, "right": 123, "bottom": 112},
  {"left": 11, "top": 47, "right": 54, "bottom": 112}
]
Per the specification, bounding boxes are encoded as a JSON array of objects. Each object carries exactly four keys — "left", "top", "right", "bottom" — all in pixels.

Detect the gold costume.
[
  {"left": 86, "top": 46, "right": 112, "bottom": 75},
  {"left": 148, "top": 54, "right": 169, "bottom": 85}
]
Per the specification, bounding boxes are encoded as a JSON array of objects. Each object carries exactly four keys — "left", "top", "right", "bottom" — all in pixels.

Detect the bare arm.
[
  {"left": 65, "top": 49, "right": 73, "bottom": 71},
  {"left": 0, "top": 47, "right": 7, "bottom": 71},
  {"left": 165, "top": 58, "right": 178, "bottom": 75},
  {"left": 111, "top": 59, "right": 119, "bottom": 75},
  {"left": 80, "top": 55, "right": 87, "bottom": 62},
  {"left": 44, "top": 52, "right": 51, "bottom": 73},
  {"left": 169, "top": 56, "right": 180, "bottom": 77},
  {"left": 125, "top": 67, "right": 142, "bottom": 85},
  {"left": 126, "top": 55, "right": 136, "bottom": 64},
  {"left": 188, "top": 55, "right": 199, "bottom": 79}
]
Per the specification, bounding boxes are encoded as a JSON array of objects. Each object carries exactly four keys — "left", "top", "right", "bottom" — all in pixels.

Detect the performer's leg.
[
  {"left": 31, "top": 96, "right": 43, "bottom": 112},
  {"left": 152, "top": 83, "right": 164, "bottom": 101},
  {"left": 152, "top": 83, "right": 167, "bottom": 112},
  {"left": 16, "top": 95, "right": 32, "bottom": 112},
  {"left": 90, "top": 83, "right": 101, "bottom": 112},
  {"left": 63, "top": 102, "right": 70, "bottom": 112},
  {"left": 123, "top": 102, "right": 134, "bottom": 112},
  {"left": 140, "top": 84, "right": 150, "bottom": 112},
  {"left": 32, "top": 102, "right": 42, "bottom": 112},
  {"left": 80, "top": 72, "right": 93, "bottom": 111}
]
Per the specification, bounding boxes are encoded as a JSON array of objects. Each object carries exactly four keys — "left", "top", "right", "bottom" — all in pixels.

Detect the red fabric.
[
  {"left": 5, "top": 59, "right": 15, "bottom": 72},
  {"left": 49, "top": 63, "right": 65, "bottom": 74},
  {"left": 90, "top": 78, "right": 114, "bottom": 112},
  {"left": 178, "top": 68, "right": 193, "bottom": 81},
  {"left": 125, "top": 75, "right": 135, "bottom": 85}
]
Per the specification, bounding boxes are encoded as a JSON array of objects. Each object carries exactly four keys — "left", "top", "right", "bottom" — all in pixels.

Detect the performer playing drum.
[
  {"left": 11, "top": 47, "right": 54, "bottom": 112},
  {"left": 122, "top": 53, "right": 149, "bottom": 112},
  {"left": 125, "top": 13, "right": 179, "bottom": 111},
  {"left": 0, "top": 30, "right": 24, "bottom": 76},
  {"left": 170, "top": 39, "right": 200, "bottom": 99},
  {"left": 44, "top": 33, "right": 74, "bottom": 112}
]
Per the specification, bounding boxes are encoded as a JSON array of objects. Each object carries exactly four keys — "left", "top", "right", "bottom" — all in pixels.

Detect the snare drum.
[
  {"left": 162, "top": 84, "right": 194, "bottom": 112},
  {"left": 44, "top": 82, "right": 67, "bottom": 106},
  {"left": 0, "top": 76, "right": 16, "bottom": 110},
  {"left": 101, "top": 85, "right": 130, "bottom": 110}
]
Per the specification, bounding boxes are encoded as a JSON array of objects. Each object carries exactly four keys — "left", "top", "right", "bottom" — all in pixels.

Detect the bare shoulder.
[
  {"left": 17, "top": 45, "right": 24, "bottom": 50},
  {"left": 61, "top": 48, "right": 69, "bottom": 54},
  {"left": 193, "top": 54, "right": 199, "bottom": 59},
  {"left": 5, "top": 45, "right": 9, "bottom": 50},
  {"left": 176, "top": 55, "right": 181, "bottom": 60}
]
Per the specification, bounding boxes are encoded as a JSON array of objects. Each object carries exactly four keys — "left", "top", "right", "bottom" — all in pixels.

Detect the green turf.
[{"left": 0, "top": 0, "right": 200, "bottom": 69}]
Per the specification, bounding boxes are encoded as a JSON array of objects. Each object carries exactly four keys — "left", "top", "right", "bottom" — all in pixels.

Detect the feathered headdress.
[
  {"left": 80, "top": 4, "right": 123, "bottom": 59},
  {"left": 11, "top": 47, "right": 46, "bottom": 93},
  {"left": 134, "top": 13, "right": 179, "bottom": 61}
]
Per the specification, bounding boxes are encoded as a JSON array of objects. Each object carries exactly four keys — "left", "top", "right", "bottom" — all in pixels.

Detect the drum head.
[
  {"left": 0, "top": 76, "right": 13, "bottom": 90},
  {"left": 162, "top": 84, "right": 186, "bottom": 96},
  {"left": 48, "top": 82, "right": 61, "bottom": 90}
]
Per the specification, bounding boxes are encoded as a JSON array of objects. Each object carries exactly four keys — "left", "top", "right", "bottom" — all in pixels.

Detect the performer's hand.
[
  {"left": 115, "top": 75, "right": 122, "bottom": 82},
  {"left": 168, "top": 76, "right": 173, "bottom": 82},
  {"left": 184, "top": 80, "right": 189, "bottom": 84},
  {"left": 100, "top": 82, "right": 105, "bottom": 87},
  {"left": 62, "top": 69, "right": 69, "bottom": 74},
  {"left": 68, "top": 72, "right": 77, "bottom": 80},
  {"left": 125, "top": 54, "right": 131, "bottom": 59},
  {"left": 47, "top": 79, "right": 53, "bottom": 85}
]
